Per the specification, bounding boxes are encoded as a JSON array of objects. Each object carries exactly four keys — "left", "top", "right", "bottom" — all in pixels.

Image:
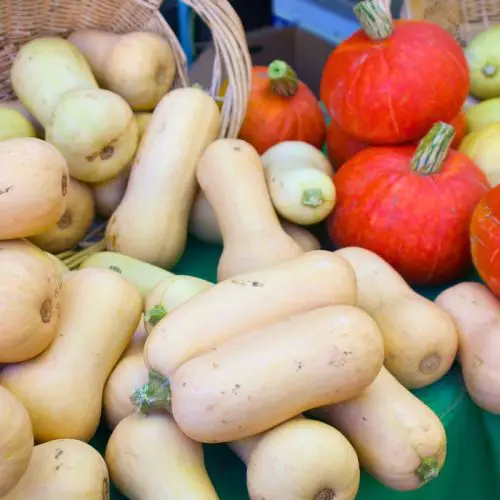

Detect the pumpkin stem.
[
  {"left": 302, "top": 188, "right": 325, "bottom": 207},
  {"left": 415, "top": 457, "right": 440, "bottom": 484},
  {"left": 131, "top": 370, "right": 172, "bottom": 414},
  {"left": 411, "top": 122, "right": 455, "bottom": 175},
  {"left": 268, "top": 60, "right": 299, "bottom": 97},
  {"left": 144, "top": 304, "right": 167, "bottom": 327},
  {"left": 354, "top": 0, "right": 394, "bottom": 40},
  {"left": 482, "top": 64, "right": 498, "bottom": 78}
]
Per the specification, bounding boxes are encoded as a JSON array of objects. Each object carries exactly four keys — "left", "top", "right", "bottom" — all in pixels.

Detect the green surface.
[{"left": 89, "top": 234, "right": 499, "bottom": 500}]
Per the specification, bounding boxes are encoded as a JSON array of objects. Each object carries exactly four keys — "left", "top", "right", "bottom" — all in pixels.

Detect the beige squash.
[
  {"left": 144, "top": 250, "right": 357, "bottom": 377},
  {"left": 0, "top": 387, "right": 34, "bottom": 497},
  {"left": 29, "top": 178, "right": 94, "bottom": 253},
  {"left": 0, "top": 138, "right": 69, "bottom": 240},
  {"left": 0, "top": 108, "right": 36, "bottom": 141},
  {"left": 0, "top": 268, "right": 143, "bottom": 442},
  {"left": 44, "top": 252, "right": 71, "bottom": 279},
  {"left": 335, "top": 247, "right": 458, "bottom": 389},
  {"left": 281, "top": 221, "right": 321, "bottom": 251},
  {"left": 105, "top": 412, "right": 218, "bottom": 500},
  {"left": 0, "top": 239, "right": 61, "bottom": 363},
  {"left": 106, "top": 87, "right": 220, "bottom": 268},
  {"left": 312, "top": 367, "right": 447, "bottom": 491},
  {"left": 0, "top": 100, "right": 43, "bottom": 137},
  {"left": 196, "top": 138, "right": 303, "bottom": 281},
  {"left": 69, "top": 30, "right": 176, "bottom": 111},
  {"left": 1, "top": 439, "right": 109, "bottom": 500}
]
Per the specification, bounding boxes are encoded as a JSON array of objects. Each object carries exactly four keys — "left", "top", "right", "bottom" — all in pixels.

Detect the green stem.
[
  {"left": 144, "top": 304, "right": 167, "bottom": 327},
  {"left": 482, "top": 64, "right": 498, "bottom": 78},
  {"left": 354, "top": 0, "right": 394, "bottom": 40},
  {"left": 302, "top": 188, "right": 324, "bottom": 207},
  {"left": 410, "top": 122, "right": 455, "bottom": 175},
  {"left": 130, "top": 371, "right": 172, "bottom": 414},
  {"left": 416, "top": 457, "right": 439, "bottom": 484},
  {"left": 268, "top": 60, "right": 299, "bottom": 97}
]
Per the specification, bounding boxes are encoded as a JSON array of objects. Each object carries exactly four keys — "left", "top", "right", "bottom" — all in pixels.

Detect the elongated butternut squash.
[
  {"left": 197, "top": 138, "right": 303, "bottom": 280},
  {"left": 0, "top": 387, "right": 34, "bottom": 497},
  {"left": 312, "top": 367, "right": 446, "bottom": 491},
  {"left": 136, "top": 305, "right": 384, "bottom": 443},
  {"left": 436, "top": 282, "right": 500, "bottom": 413},
  {"left": 230, "top": 417, "right": 359, "bottom": 500},
  {"left": 0, "top": 268, "right": 143, "bottom": 442},
  {"left": 335, "top": 247, "right": 458, "bottom": 389},
  {"left": 145, "top": 250, "right": 357, "bottom": 377},
  {"left": 105, "top": 412, "right": 218, "bottom": 500},
  {"left": 106, "top": 87, "right": 220, "bottom": 267},
  {"left": 1, "top": 439, "right": 109, "bottom": 500}
]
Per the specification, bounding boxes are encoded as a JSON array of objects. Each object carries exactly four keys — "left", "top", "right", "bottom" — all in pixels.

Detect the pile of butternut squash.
[{"left": 0, "top": 24, "right": 498, "bottom": 500}]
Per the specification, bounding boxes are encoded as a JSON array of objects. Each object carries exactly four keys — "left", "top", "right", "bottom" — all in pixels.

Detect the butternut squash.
[
  {"left": 0, "top": 387, "right": 34, "bottom": 497},
  {"left": 105, "top": 412, "right": 218, "bottom": 500},
  {"left": 0, "top": 100, "right": 43, "bottom": 137},
  {"left": 0, "top": 108, "right": 36, "bottom": 140},
  {"left": 0, "top": 239, "right": 61, "bottom": 363},
  {"left": 29, "top": 178, "right": 94, "bottom": 253},
  {"left": 144, "top": 250, "right": 357, "bottom": 377},
  {"left": 105, "top": 87, "right": 221, "bottom": 268},
  {"left": 0, "top": 138, "right": 69, "bottom": 240},
  {"left": 435, "top": 282, "right": 500, "bottom": 414},
  {"left": 69, "top": 30, "right": 176, "bottom": 111},
  {"left": 335, "top": 247, "right": 458, "bottom": 389},
  {"left": 230, "top": 417, "right": 359, "bottom": 500},
  {"left": 197, "top": 138, "right": 303, "bottom": 280},
  {"left": 312, "top": 367, "right": 447, "bottom": 491},
  {"left": 0, "top": 268, "right": 143, "bottom": 442},
  {"left": 136, "top": 305, "right": 384, "bottom": 443},
  {"left": 44, "top": 252, "right": 71, "bottom": 279},
  {"left": 281, "top": 221, "right": 321, "bottom": 252},
  {"left": 0, "top": 439, "right": 109, "bottom": 500}
]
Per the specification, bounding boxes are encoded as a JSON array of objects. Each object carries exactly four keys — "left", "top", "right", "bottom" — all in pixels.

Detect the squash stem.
[
  {"left": 416, "top": 456, "right": 440, "bottom": 484},
  {"left": 144, "top": 304, "right": 168, "bottom": 327},
  {"left": 410, "top": 122, "right": 455, "bottom": 175},
  {"left": 302, "top": 188, "right": 324, "bottom": 207},
  {"left": 61, "top": 239, "right": 106, "bottom": 269},
  {"left": 268, "top": 60, "right": 299, "bottom": 97},
  {"left": 131, "top": 370, "right": 172, "bottom": 414},
  {"left": 354, "top": 0, "right": 394, "bottom": 40}
]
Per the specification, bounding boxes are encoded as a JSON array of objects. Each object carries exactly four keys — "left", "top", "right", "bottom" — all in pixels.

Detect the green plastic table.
[{"left": 90, "top": 234, "right": 499, "bottom": 500}]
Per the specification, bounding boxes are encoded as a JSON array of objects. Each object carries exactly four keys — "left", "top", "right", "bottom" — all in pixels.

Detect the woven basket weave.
[
  {"left": 0, "top": 0, "right": 252, "bottom": 138},
  {"left": 400, "top": 0, "right": 500, "bottom": 46}
]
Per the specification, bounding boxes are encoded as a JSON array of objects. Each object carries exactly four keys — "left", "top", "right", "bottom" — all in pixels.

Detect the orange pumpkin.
[{"left": 238, "top": 60, "right": 326, "bottom": 155}]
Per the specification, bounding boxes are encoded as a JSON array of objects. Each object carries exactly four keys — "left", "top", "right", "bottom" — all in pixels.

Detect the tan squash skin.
[
  {"left": 335, "top": 247, "right": 458, "bottom": 389},
  {"left": 69, "top": 30, "right": 176, "bottom": 111},
  {"left": 435, "top": 282, "right": 500, "bottom": 414},
  {"left": 312, "top": 367, "right": 447, "bottom": 491},
  {"left": 105, "top": 413, "right": 218, "bottom": 500},
  {"left": 168, "top": 305, "right": 384, "bottom": 443},
  {"left": 1, "top": 439, "right": 110, "bottom": 500},
  {"left": 29, "top": 178, "right": 94, "bottom": 253},
  {"left": 281, "top": 221, "right": 321, "bottom": 251},
  {"left": 0, "top": 268, "right": 143, "bottom": 442},
  {"left": 0, "top": 138, "right": 69, "bottom": 240},
  {"left": 0, "top": 100, "right": 43, "bottom": 137},
  {"left": 106, "top": 87, "right": 221, "bottom": 268},
  {"left": 145, "top": 250, "right": 357, "bottom": 377},
  {"left": 44, "top": 252, "right": 71, "bottom": 279},
  {"left": 197, "top": 138, "right": 303, "bottom": 281},
  {"left": 0, "top": 240, "right": 61, "bottom": 363},
  {"left": 0, "top": 387, "right": 34, "bottom": 497}
]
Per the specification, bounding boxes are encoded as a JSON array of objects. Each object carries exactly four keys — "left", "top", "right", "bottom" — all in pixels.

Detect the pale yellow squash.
[
  {"left": 0, "top": 108, "right": 36, "bottom": 141},
  {"left": 0, "top": 100, "right": 43, "bottom": 137}
]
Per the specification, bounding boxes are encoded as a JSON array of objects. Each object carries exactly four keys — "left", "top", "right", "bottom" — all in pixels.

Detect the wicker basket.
[
  {"left": 0, "top": 0, "right": 252, "bottom": 138},
  {"left": 400, "top": 0, "right": 500, "bottom": 46}
]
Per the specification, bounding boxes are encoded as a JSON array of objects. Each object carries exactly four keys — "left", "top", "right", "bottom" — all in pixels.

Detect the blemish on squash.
[
  {"left": 102, "top": 477, "right": 109, "bottom": 500},
  {"left": 296, "top": 360, "right": 303, "bottom": 371},
  {"left": 100, "top": 145, "right": 114, "bottom": 161},
  {"left": 315, "top": 488, "right": 336, "bottom": 500},
  {"left": 55, "top": 464, "right": 62, "bottom": 471},
  {"left": 0, "top": 185, "right": 13, "bottom": 195},
  {"left": 40, "top": 299, "right": 52, "bottom": 323},
  {"left": 232, "top": 383, "right": 241, "bottom": 395},
  {"left": 54, "top": 448, "right": 63, "bottom": 459},
  {"left": 109, "top": 265, "right": 122, "bottom": 274},
  {"left": 231, "top": 279, "right": 264, "bottom": 287},
  {"left": 233, "top": 145, "right": 241, "bottom": 152},
  {"left": 155, "top": 66, "right": 168, "bottom": 86},
  {"left": 419, "top": 353, "right": 441, "bottom": 374},
  {"left": 57, "top": 209, "right": 72, "bottom": 229},
  {"left": 61, "top": 175, "right": 68, "bottom": 196}
]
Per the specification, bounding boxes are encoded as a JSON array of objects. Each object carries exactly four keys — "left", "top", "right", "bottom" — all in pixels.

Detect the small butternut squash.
[
  {"left": 69, "top": 30, "right": 176, "bottom": 111},
  {"left": 1, "top": 439, "right": 109, "bottom": 500},
  {"left": 0, "top": 138, "right": 69, "bottom": 240},
  {"left": 106, "top": 87, "right": 221, "bottom": 268},
  {"left": 29, "top": 178, "right": 94, "bottom": 253},
  {"left": 106, "top": 412, "right": 218, "bottom": 500},
  {"left": 0, "top": 268, "right": 143, "bottom": 442},
  {"left": 312, "top": 367, "right": 447, "bottom": 491},
  {"left": 137, "top": 305, "right": 384, "bottom": 443},
  {"left": 0, "top": 239, "right": 61, "bottom": 363},
  {"left": 0, "top": 100, "right": 42, "bottom": 137},
  {"left": 335, "top": 247, "right": 458, "bottom": 389},
  {"left": 145, "top": 250, "right": 357, "bottom": 377},
  {"left": 435, "top": 282, "right": 500, "bottom": 414},
  {"left": 0, "top": 387, "right": 34, "bottom": 497},
  {"left": 197, "top": 138, "right": 303, "bottom": 280},
  {"left": 0, "top": 108, "right": 36, "bottom": 141}
]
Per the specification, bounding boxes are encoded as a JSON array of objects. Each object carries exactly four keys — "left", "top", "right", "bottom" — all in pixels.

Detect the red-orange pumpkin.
[
  {"left": 238, "top": 60, "right": 326, "bottom": 154},
  {"left": 321, "top": 0, "right": 469, "bottom": 145},
  {"left": 328, "top": 122, "right": 489, "bottom": 285}
]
